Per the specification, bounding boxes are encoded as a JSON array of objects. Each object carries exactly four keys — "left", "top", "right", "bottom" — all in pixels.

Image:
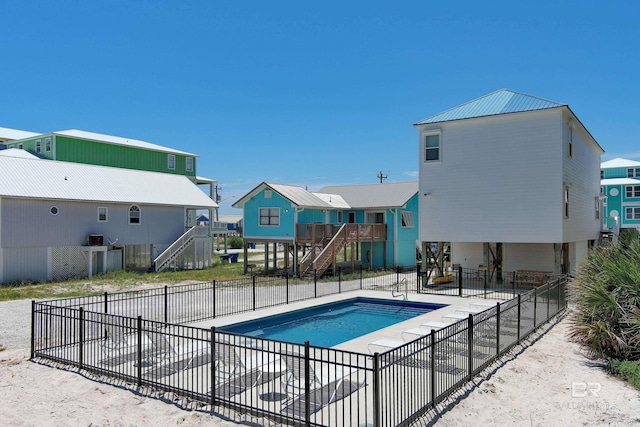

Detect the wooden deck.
[{"left": 295, "top": 223, "right": 387, "bottom": 244}]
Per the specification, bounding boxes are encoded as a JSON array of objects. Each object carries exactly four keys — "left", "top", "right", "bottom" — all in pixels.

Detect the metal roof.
[
  {"left": 52, "top": 129, "right": 198, "bottom": 157},
  {"left": 601, "top": 178, "right": 640, "bottom": 186},
  {"left": 0, "top": 156, "right": 217, "bottom": 208},
  {"left": 601, "top": 158, "right": 640, "bottom": 169},
  {"left": 0, "top": 126, "right": 41, "bottom": 140},
  {"left": 414, "top": 89, "right": 566, "bottom": 125},
  {"left": 318, "top": 181, "right": 419, "bottom": 209},
  {"left": 0, "top": 148, "right": 40, "bottom": 159},
  {"left": 267, "top": 183, "right": 334, "bottom": 208}
]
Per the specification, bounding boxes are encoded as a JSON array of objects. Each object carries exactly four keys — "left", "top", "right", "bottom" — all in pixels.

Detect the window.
[
  {"left": 259, "top": 208, "right": 279, "bottom": 226},
  {"left": 625, "top": 185, "right": 640, "bottom": 198},
  {"left": 600, "top": 170, "right": 604, "bottom": 179},
  {"left": 18, "top": 143, "right": 23, "bottom": 149},
  {"left": 625, "top": 207, "right": 640, "bottom": 220},
  {"left": 564, "top": 187, "right": 570, "bottom": 218},
  {"left": 424, "top": 134, "right": 440, "bottom": 162},
  {"left": 568, "top": 127, "right": 573, "bottom": 159},
  {"left": 337, "top": 211, "right": 343, "bottom": 223},
  {"left": 45, "top": 137, "right": 51, "bottom": 152},
  {"left": 129, "top": 205, "right": 141, "bottom": 224},
  {"left": 627, "top": 168, "right": 640, "bottom": 178},
  {"left": 186, "top": 157, "right": 193, "bottom": 172},
  {"left": 367, "top": 212, "right": 384, "bottom": 224},
  {"left": 348, "top": 212, "right": 356, "bottom": 223},
  {"left": 98, "top": 207, "right": 108, "bottom": 222},
  {"left": 50, "top": 206, "right": 59, "bottom": 215},
  {"left": 167, "top": 154, "right": 175, "bottom": 170},
  {"left": 401, "top": 211, "right": 414, "bottom": 227},
  {"left": 35, "top": 139, "right": 41, "bottom": 153},
  {"left": 595, "top": 198, "right": 600, "bottom": 220},
  {"left": 8, "top": 144, "right": 14, "bottom": 148}
]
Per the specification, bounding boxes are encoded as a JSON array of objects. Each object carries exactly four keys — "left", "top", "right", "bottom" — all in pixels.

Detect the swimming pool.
[{"left": 219, "top": 297, "right": 448, "bottom": 347}]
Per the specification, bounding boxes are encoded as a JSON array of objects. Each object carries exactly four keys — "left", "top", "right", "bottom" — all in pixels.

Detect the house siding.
[
  {"left": 0, "top": 198, "right": 186, "bottom": 248},
  {"left": 419, "top": 109, "right": 563, "bottom": 243},
  {"left": 242, "top": 189, "right": 295, "bottom": 241},
  {"left": 54, "top": 136, "right": 196, "bottom": 176},
  {"left": 1, "top": 247, "right": 49, "bottom": 283}
]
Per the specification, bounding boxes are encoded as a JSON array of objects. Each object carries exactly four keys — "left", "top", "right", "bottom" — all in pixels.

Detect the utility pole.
[{"left": 377, "top": 171, "right": 388, "bottom": 183}]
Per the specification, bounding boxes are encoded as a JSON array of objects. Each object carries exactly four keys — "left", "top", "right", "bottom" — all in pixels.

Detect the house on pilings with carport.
[
  {"left": 415, "top": 89, "right": 604, "bottom": 280},
  {"left": 232, "top": 181, "right": 419, "bottom": 276}
]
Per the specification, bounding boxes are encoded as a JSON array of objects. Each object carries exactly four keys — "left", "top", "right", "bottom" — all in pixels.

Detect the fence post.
[
  {"left": 252, "top": 275, "right": 257, "bottom": 311},
  {"left": 430, "top": 329, "right": 436, "bottom": 409},
  {"left": 211, "top": 326, "right": 216, "bottom": 407},
  {"left": 104, "top": 291, "right": 108, "bottom": 314},
  {"left": 137, "top": 315, "right": 143, "bottom": 387},
  {"left": 546, "top": 283, "right": 550, "bottom": 321},
  {"left": 164, "top": 285, "right": 168, "bottom": 324},
  {"left": 30, "top": 300, "right": 35, "bottom": 360},
  {"left": 286, "top": 271, "right": 290, "bottom": 304},
  {"left": 496, "top": 302, "right": 501, "bottom": 356},
  {"left": 314, "top": 270, "right": 318, "bottom": 298},
  {"left": 79, "top": 307, "right": 84, "bottom": 371},
  {"left": 458, "top": 265, "right": 463, "bottom": 297},
  {"left": 304, "top": 341, "right": 311, "bottom": 425},
  {"left": 212, "top": 280, "right": 216, "bottom": 318},
  {"left": 338, "top": 267, "right": 342, "bottom": 293},
  {"left": 416, "top": 262, "right": 421, "bottom": 293},
  {"left": 467, "top": 314, "right": 473, "bottom": 380},
  {"left": 517, "top": 294, "right": 521, "bottom": 342},
  {"left": 557, "top": 277, "right": 562, "bottom": 312},
  {"left": 360, "top": 264, "right": 363, "bottom": 289},
  {"left": 372, "top": 352, "right": 380, "bottom": 427},
  {"left": 396, "top": 266, "right": 400, "bottom": 286},
  {"left": 533, "top": 287, "right": 538, "bottom": 330}
]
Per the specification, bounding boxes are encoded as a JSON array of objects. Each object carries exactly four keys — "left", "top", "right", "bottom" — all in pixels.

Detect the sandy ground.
[{"left": 1, "top": 298, "right": 638, "bottom": 426}]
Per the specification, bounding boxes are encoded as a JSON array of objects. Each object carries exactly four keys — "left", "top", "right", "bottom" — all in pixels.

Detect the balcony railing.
[{"left": 296, "top": 223, "right": 387, "bottom": 243}]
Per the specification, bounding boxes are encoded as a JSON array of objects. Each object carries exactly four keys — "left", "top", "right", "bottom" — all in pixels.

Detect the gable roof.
[
  {"left": 51, "top": 129, "right": 197, "bottom": 157},
  {"left": 601, "top": 158, "right": 640, "bottom": 169},
  {"left": 0, "top": 126, "right": 41, "bottom": 141},
  {"left": 601, "top": 178, "right": 640, "bottom": 186},
  {"left": 0, "top": 156, "right": 216, "bottom": 208},
  {"left": 0, "top": 148, "right": 40, "bottom": 159},
  {"left": 318, "top": 181, "right": 419, "bottom": 209},
  {"left": 414, "top": 89, "right": 566, "bottom": 125},
  {"left": 233, "top": 182, "right": 338, "bottom": 209}
]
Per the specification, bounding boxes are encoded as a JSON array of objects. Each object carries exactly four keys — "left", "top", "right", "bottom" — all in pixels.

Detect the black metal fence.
[{"left": 32, "top": 269, "right": 568, "bottom": 426}]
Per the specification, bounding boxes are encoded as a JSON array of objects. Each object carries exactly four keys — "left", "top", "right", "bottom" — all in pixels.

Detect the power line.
[{"left": 377, "top": 171, "right": 388, "bottom": 183}]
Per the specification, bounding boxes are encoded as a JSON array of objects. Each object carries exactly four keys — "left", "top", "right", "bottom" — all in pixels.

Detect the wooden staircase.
[
  {"left": 301, "top": 224, "right": 348, "bottom": 278},
  {"left": 152, "top": 226, "right": 209, "bottom": 272}
]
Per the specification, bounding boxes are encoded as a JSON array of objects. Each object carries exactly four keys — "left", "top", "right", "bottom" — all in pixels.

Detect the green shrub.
[
  {"left": 608, "top": 359, "right": 640, "bottom": 389},
  {"left": 569, "top": 230, "right": 640, "bottom": 361},
  {"left": 228, "top": 236, "right": 244, "bottom": 249}
]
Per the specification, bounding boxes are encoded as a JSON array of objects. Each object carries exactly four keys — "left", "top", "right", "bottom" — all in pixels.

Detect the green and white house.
[
  {"left": 416, "top": 89, "right": 604, "bottom": 275},
  {"left": 600, "top": 158, "right": 640, "bottom": 233},
  {"left": 233, "top": 181, "right": 419, "bottom": 276}
]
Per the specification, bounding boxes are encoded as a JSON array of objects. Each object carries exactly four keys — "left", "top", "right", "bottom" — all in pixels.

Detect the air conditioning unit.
[{"left": 88, "top": 234, "right": 104, "bottom": 246}]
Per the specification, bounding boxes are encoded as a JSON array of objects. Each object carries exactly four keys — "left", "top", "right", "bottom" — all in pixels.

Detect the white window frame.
[
  {"left": 167, "top": 154, "right": 176, "bottom": 170},
  {"left": 625, "top": 185, "right": 640, "bottom": 198},
  {"left": 129, "top": 205, "right": 141, "bottom": 225},
  {"left": 45, "top": 137, "right": 52, "bottom": 152},
  {"left": 568, "top": 126, "right": 574, "bottom": 159},
  {"left": 423, "top": 130, "right": 441, "bottom": 163},
  {"left": 50, "top": 206, "right": 59, "bottom": 216},
  {"left": 595, "top": 198, "right": 600, "bottom": 220},
  {"left": 259, "top": 207, "right": 279, "bottom": 226},
  {"left": 366, "top": 211, "right": 385, "bottom": 224},
  {"left": 401, "top": 211, "right": 414, "bottom": 228},
  {"left": 35, "top": 139, "right": 41, "bottom": 153},
  {"left": 185, "top": 157, "right": 193, "bottom": 172},
  {"left": 627, "top": 168, "right": 640, "bottom": 178},
  {"left": 97, "top": 207, "right": 108, "bottom": 222},
  {"left": 625, "top": 207, "right": 640, "bottom": 220},
  {"left": 337, "top": 211, "right": 343, "bottom": 223},
  {"left": 18, "top": 143, "right": 23, "bottom": 149},
  {"left": 8, "top": 144, "right": 14, "bottom": 148},
  {"left": 564, "top": 186, "right": 570, "bottom": 219}
]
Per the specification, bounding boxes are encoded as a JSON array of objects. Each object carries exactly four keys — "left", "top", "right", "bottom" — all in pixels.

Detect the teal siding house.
[
  {"left": 233, "top": 181, "right": 419, "bottom": 275},
  {"left": 601, "top": 158, "right": 640, "bottom": 233}
]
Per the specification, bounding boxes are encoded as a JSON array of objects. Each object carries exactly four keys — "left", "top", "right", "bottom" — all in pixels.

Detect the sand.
[{"left": 1, "top": 298, "right": 638, "bottom": 426}]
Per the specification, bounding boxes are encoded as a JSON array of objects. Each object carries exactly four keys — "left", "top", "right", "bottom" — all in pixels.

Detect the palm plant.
[{"left": 569, "top": 230, "right": 640, "bottom": 360}]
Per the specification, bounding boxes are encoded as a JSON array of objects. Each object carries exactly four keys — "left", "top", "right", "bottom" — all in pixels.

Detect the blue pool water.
[{"left": 219, "top": 297, "right": 448, "bottom": 347}]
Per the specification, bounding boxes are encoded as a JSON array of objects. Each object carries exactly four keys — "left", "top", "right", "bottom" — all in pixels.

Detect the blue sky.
[{"left": 2, "top": 1, "right": 639, "bottom": 213}]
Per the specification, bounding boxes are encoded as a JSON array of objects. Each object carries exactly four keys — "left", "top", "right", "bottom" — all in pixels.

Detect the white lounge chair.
[
  {"left": 100, "top": 315, "right": 149, "bottom": 357},
  {"left": 147, "top": 332, "right": 209, "bottom": 372}
]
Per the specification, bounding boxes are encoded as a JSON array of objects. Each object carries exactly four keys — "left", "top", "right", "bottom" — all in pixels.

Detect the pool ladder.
[{"left": 392, "top": 278, "right": 408, "bottom": 300}]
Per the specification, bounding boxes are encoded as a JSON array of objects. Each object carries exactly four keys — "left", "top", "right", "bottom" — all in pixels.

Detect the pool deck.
[{"left": 188, "top": 290, "right": 505, "bottom": 355}]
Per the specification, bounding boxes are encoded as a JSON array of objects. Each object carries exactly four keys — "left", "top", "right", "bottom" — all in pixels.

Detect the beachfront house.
[
  {"left": 233, "top": 181, "right": 419, "bottom": 275},
  {"left": 415, "top": 89, "right": 603, "bottom": 276},
  {"left": 0, "top": 155, "right": 218, "bottom": 284},
  {"left": 600, "top": 158, "right": 640, "bottom": 233}
]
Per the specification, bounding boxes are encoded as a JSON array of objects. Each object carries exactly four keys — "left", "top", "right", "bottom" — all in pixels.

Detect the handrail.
[
  {"left": 311, "top": 223, "right": 347, "bottom": 274},
  {"left": 391, "top": 278, "right": 408, "bottom": 300},
  {"left": 154, "top": 226, "right": 209, "bottom": 271}
]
